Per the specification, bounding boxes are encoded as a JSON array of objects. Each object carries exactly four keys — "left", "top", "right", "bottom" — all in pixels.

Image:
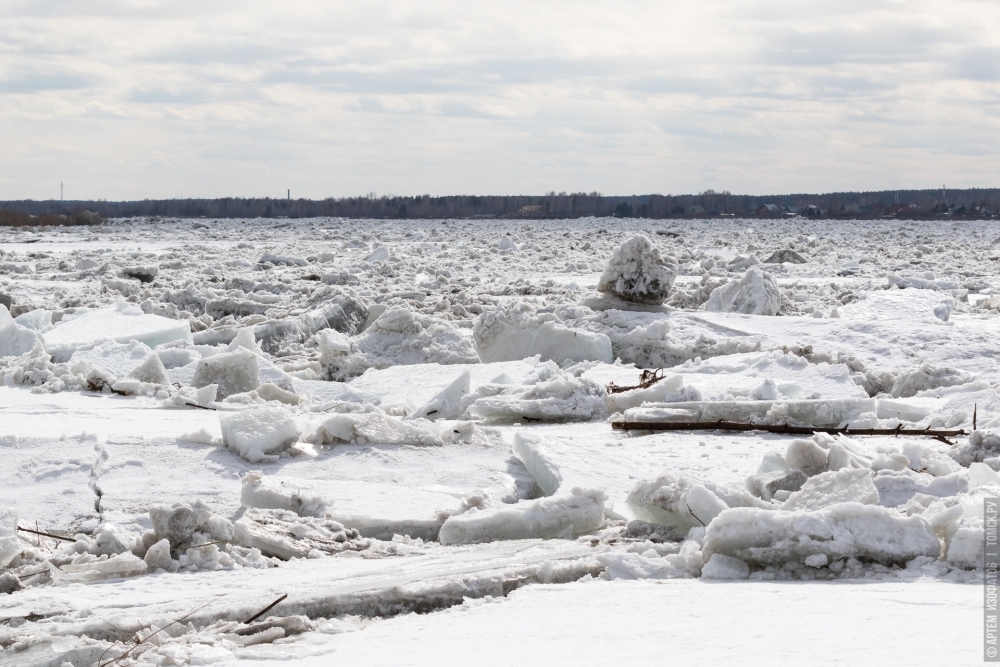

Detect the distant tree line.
[{"left": 2, "top": 188, "right": 999, "bottom": 222}]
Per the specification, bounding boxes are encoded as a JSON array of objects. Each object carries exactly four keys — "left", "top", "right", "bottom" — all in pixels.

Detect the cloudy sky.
[{"left": 1, "top": 0, "right": 998, "bottom": 199}]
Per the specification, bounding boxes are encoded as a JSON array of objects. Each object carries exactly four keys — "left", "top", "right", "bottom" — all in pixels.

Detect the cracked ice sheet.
[
  {"left": 503, "top": 423, "right": 778, "bottom": 518},
  {"left": 96, "top": 433, "right": 520, "bottom": 527},
  {"left": 0, "top": 539, "right": 596, "bottom": 636},
  {"left": 244, "top": 579, "right": 978, "bottom": 667}
]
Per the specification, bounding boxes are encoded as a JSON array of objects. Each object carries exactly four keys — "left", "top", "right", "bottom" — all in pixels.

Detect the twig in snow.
[
  {"left": 243, "top": 593, "right": 288, "bottom": 624},
  {"left": 16, "top": 525, "right": 72, "bottom": 542},
  {"left": 97, "top": 598, "right": 217, "bottom": 666},
  {"left": 183, "top": 401, "right": 217, "bottom": 411},
  {"left": 607, "top": 368, "right": 666, "bottom": 394}
]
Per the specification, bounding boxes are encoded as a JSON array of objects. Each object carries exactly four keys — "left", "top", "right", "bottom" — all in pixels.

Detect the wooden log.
[{"left": 610, "top": 420, "right": 967, "bottom": 438}]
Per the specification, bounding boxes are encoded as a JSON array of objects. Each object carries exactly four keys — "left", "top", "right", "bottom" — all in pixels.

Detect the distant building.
[
  {"left": 756, "top": 204, "right": 783, "bottom": 217},
  {"left": 688, "top": 205, "right": 706, "bottom": 215}
]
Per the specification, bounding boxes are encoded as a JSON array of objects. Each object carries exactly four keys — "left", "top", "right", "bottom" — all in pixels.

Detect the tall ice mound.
[
  {"left": 705, "top": 267, "right": 780, "bottom": 316},
  {"left": 597, "top": 235, "right": 679, "bottom": 305}
]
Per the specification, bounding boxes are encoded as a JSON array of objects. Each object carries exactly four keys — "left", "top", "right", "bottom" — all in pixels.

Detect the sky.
[{"left": 1, "top": 0, "right": 999, "bottom": 200}]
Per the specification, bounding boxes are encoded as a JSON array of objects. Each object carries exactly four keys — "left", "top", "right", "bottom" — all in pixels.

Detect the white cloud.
[{"left": 0, "top": 0, "right": 998, "bottom": 199}]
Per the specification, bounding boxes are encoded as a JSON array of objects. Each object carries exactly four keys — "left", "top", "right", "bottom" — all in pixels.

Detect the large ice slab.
[
  {"left": 43, "top": 302, "right": 192, "bottom": 361},
  {"left": 703, "top": 503, "right": 940, "bottom": 567}
]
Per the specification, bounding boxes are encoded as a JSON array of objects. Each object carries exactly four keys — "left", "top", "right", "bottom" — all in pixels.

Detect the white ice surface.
[{"left": 207, "top": 579, "right": 980, "bottom": 667}]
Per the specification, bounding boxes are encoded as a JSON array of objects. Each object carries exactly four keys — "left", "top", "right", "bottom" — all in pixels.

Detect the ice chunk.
[
  {"left": 0, "top": 304, "right": 42, "bottom": 360},
  {"left": 623, "top": 398, "right": 876, "bottom": 429},
  {"left": 763, "top": 249, "right": 806, "bottom": 264},
  {"left": 241, "top": 473, "right": 459, "bottom": 541},
  {"left": 122, "top": 265, "right": 157, "bottom": 283},
  {"left": 0, "top": 572, "right": 23, "bottom": 594},
  {"left": 745, "top": 469, "right": 807, "bottom": 501},
  {"left": 626, "top": 473, "right": 729, "bottom": 531},
  {"left": 705, "top": 268, "right": 780, "bottom": 315},
  {"left": 512, "top": 432, "right": 563, "bottom": 496},
  {"left": 129, "top": 352, "right": 169, "bottom": 384},
  {"left": 0, "top": 507, "right": 21, "bottom": 568},
  {"left": 701, "top": 553, "right": 750, "bottom": 580},
  {"left": 409, "top": 369, "right": 470, "bottom": 421},
  {"left": 596, "top": 235, "right": 678, "bottom": 305},
  {"left": 192, "top": 348, "right": 261, "bottom": 398},
  {"left": 13, "top": 309, "right": 52, "bottom": 332},
  {"left": 364, "top": 246, "right": 389, "bottom": 262},
  {"left": 143, "top": 538, "right": 173, "bottom": 570},
  {"left": 785, "top": 438, "right": 829, "bottom": 476},
  {"left": 498, "top": 236, "right": 518, "bottom": 251},
  {"left": 950, "top": 430, "right": 1000, "bottom": 467},
  {"left": 57, "top": 552, "right": 147, "bottom": 581},
  {"left": 595, "top": 552, "right": 685, "bottom": 580},
  {"left": 782, "top": 468, "right": 879, "bottom": 511},
  {"left": 464, "top": 364, "right": 607, "bottom": 423},
  {"left": 259, "top": 251, "right": 308, "bottom": 266},
  {"left": 220, "top": 407, "right": 302, "bottom": 462},
  {"left": 43, "top": 302, "right": 191, "bottom": 360},
  {"left": 316, "top": 412, "right": 444, "bottom": 446},
  {"left": 703, "top": 503, "right": 940, "bottom": 567},
  {"left": 233, "top": 508, "right": 368, "bottom": 559},
  {"left": 891, "top": 364, "right": 974, "bottom": 398},
  {"left": 874, "top": 470, "right": 966, "bottom": 508},
  {"left": 473, "top": 302, "right": 613, "bottom": 364},
  {"left": 323, "top": 307, "right": 478, "bottom": 381},
  {"left": 438, "top": 488, "right": 606, "bottom": 545}
]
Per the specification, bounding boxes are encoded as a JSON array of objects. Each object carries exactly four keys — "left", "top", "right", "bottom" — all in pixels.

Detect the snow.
[{"left": 2, "top": 215, "right": 998, "bottom": 665}]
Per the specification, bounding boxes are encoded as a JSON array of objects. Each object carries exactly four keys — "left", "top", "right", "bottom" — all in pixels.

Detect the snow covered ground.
[{"left": 0, "top": 215, "right": 994, "bottom": 665}]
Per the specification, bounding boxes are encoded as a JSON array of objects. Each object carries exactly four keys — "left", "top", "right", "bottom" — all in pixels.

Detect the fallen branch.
[
  {"left": 607, "top": 369, "right": 666, "bottom": 394},
  {"left": 17, "top": 525, "right": 72, "bottom": 542},
  {"left": 611, "top": 420, "right": 968, "bottom": 439},
  {"left": 183, "top": 401, "right": 217, "bottom": 411},
  {"left": 243, "top": 593, "right": 288, "bottom": 624}
]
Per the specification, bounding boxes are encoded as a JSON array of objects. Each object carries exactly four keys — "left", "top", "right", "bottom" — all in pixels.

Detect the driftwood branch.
[
  {"left": 243, "top": 593, "right": 288, "bottom": 624},
  {"left": 16, "top": 525, "right": 72, "bottom": 542},
  {"left": 611, "top": 420, "right": 968, "bottom": 439},
  {"left": 607, "top": 369, "right": 666, "bottom": 395}
]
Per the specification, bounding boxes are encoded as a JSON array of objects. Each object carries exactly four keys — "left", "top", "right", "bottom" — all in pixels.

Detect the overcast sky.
[{"left": 2, "top": 0, "right": 998, "bottom": 200}]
